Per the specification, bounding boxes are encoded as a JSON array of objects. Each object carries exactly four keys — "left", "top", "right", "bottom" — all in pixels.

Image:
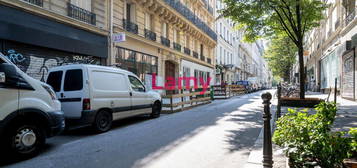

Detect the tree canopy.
[
  {"left": 220, "top": 0, "right": 328, "bottom": 98},
  {"left": 264, "top": 35, "right": 297, "bottom": 82}
]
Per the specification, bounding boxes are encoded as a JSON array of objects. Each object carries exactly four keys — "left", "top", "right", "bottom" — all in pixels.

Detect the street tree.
[
  {"left": 220, "top": 0, "right": 327, "bottom": 98},
  {"left": 264, "top": 35, "right": 296, "bottom": 82}
]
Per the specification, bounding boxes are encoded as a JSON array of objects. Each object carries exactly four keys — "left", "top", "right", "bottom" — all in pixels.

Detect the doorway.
[{"left": 165, "top": 61, "right": 176, "bottom": 95}]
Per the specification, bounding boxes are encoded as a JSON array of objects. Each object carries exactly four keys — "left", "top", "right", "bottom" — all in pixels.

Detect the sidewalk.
[
  {"left": 244, "top": 92, "right": 286, "bottom": 168},
  {"left": 305, "top": 92, "right": 357, "bottom": 132},
  {"left": 243, "top": 92, "right": 357, "bottom": 168}
]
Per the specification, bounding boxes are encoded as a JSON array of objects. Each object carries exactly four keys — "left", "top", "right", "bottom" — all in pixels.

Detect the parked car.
[
  {"left": 0, "top": 53, "right": 65, "bottom": 158},
  {"left": 237, "top": 80, "right": 252, "bottom": 93},
  {"left": 46, "top": 64, "right": 162, "bottom": 132}
]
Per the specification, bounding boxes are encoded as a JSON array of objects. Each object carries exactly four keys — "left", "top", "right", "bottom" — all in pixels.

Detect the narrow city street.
[{"left": 3, "top": 91, "right": 270, "bottom": 168}]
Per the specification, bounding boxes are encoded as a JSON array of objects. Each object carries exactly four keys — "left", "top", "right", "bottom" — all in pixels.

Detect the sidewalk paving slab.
[{"left": 244, "top": 91, "right": 357, "bottom": 168}]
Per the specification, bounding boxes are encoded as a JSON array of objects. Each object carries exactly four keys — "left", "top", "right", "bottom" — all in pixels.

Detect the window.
[
  {"left": 71, "top": 0, "right": 91, "bottom": 11},
  {"left": 223, "top": 27, "right": 226, "bottom": 38},
  {"left": 92, "top": 72, "right": 128, "bottom": 91},
  {"left": 224, "top": 49, "right": 226, "bottom": 64},
  {"left": 145, "top": 13, "right": 152, "bottom": 30},
  {"left": 219, "top": 46, "right": 222, "bottom": 64},
  {"left": 162, "top": 22, "right": 168, "bottom": 38},
  {"left": 220, "top": 23, "right": 222, "bottom": 35},
  {"left": 64, "top": 69, "right": 83, "bottom": 91},
  {"left": 126, "top": 3, "right": 135, "bottom": 22},
  {"left": 115, "top": 47, "right": 158, "bottom": 81},
  {"left": 173, "top": 30, "right": 178, "bottom": 43},
  {"left": 200, "top": 44, "right": 204, "bottom": 56},
  {"left": 185, "top": 35, "right": 190, "bottom": 48},
  {"left": 129, "top": 76, "right": 145, "bottom": 92},
  {"left": 182, "top": 66, "right": 191, "bottom": 86},
  {"left": 46, "top": 71, "right": 63, "bottom": 92}
]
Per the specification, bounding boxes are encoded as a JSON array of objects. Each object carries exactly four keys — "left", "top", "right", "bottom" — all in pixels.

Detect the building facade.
[
  {"left": 303, "top": 0, "right": 357, "bottom": 99},
  {"left": 111, "top": 0, "right": 217, "bottom": 93},
  {"left": 215, "top": 0, "right": 242, "bottom": 85},
  {"left": 0, "top": 0, "right": 109, "bottom": 81}
]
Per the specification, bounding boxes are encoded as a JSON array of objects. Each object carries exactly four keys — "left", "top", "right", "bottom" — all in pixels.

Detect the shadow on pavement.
[{"left": 1, "top": 91, "right": 269, "bottom": 168}]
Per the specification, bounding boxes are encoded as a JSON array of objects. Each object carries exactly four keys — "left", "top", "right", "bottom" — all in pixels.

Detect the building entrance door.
[{"left": 165, "top": 61, "right": 176, "bottom": 95}]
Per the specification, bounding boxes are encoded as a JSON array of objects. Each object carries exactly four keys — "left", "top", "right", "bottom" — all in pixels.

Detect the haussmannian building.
[
  {"left": 111, "top": 0, "right": 217, "bottom": 93},
  {"left": 301, "top": 0, "right": 357, "bottom": 100}
]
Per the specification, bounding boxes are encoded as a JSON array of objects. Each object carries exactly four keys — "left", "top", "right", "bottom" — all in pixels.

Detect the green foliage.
[
  {"left": 264, "top": 35, "right": 296, "bottom": 81},
  {"left": 350, "top": 128, "right": 357, "bottom": 153},
  {"left": 273, "top": 102, "right": 355, "bottom": 168},
  {"left": 220, "top": 0, "right": 327, "bottom": 45},
  {"left": 220, "top": 0, "right": 328, "bottom": 98}
]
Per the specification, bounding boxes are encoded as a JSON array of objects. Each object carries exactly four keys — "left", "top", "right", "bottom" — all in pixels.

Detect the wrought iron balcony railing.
[
  {"left": 346, "top": 9, "right": 356, "bottom": 26},
  {"left": 21, "top": 0, "right": 43, "bottom": 7},
  {"left": 123, "top": 19, "right": 138, "bottom": 34},
  {"left": 193, "top": 51, "right": 199, "bottom": 58},
  {"left": 163, "top": 0, "right": 217, "bottom": 41},
  {"left": 207, "top": 58, "right": 211, "bottom": 64},
  {"left": 173, "top": 42, "right": 182, "bottom": 52},
  {"left": 161, "top": 36, "right": 171, "bottom": 47},
  {"left": 200, "top": 55, "right": 205, "bottom": 61},
  {"left": 68, "top": 3, "right": 96, "bottom": 25},
  {"left": 144, "top": 29, "right": 156, "bottom": 41},
  {"left": 184, "top": 47, "right": 191, "bottom": 55}
]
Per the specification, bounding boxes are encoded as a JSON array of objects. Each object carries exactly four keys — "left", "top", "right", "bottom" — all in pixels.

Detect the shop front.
[
  {"left": 320, "top": 49, "right": 340, "bottom": 92},
  {"left": 0, "top": 5, "right": 108, "bottom": 81},
  {"left": 115, "top": 46, "right": 158, "bottom": 81}
]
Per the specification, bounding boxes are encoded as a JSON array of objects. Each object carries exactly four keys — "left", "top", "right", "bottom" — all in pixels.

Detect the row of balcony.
[
  {"left": 68, "top": 3, "right": 96, "bottom": 25},
  {"left": 201, "top": 0, "right": 214, "bottom": 15},
  {"left": 122, "top": 19, "right": 211, "bottom": 64},
  {"left": 21, "top": 0, "right": 97, "bottom": 25},
  {"left": 22, "top": 0, "right": 43, "bottom": 7},
  {"left": 163, "top": 0, "right": 217, "bottom": 41},
  {"left": 346, "top": 8, "right": 357, "bottom": 26},
  {"left": 22, "top": 0, "right": 215, "bottom": 42}
]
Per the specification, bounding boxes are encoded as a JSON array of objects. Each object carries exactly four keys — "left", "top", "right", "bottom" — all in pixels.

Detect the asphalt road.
[{"left": 2, "top": 90, "right": 270, "bottom": 168}]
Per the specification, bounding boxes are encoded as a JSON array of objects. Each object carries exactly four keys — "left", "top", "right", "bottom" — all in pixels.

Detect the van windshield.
[
  {"left": 47, "top": 71, "right": 63, "bottom": 92},
  {"left": 64, "top": 69, "right": 83, "bottom": 91}
]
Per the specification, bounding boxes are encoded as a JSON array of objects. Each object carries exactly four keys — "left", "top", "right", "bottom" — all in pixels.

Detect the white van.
[
  {"left": 0, "top": 53, "right": 65, "bottom": 158},
  {"left": 46, "top": 64, "right": 162, "bottom": 132}
]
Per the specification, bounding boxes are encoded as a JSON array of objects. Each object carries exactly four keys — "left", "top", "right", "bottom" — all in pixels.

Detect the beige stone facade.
[
  {"left": 0, "top": 0, "right": 110, "bottom": 35},
  {"left": 303, "top": 0, "right": 357, "bottom": 94},
  {"left": 0, "top": 0, "right": 217, "bottom": 89},
  {"left": 111, "top": 0, "right": 217, "bottom": 89}
]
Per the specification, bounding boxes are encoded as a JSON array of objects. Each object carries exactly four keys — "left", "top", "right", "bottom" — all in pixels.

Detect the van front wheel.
[
  {"left": 150, "top": 101, "right": 161, "bottom": 118},
  {"left": 93, "top": 110, "right": 112, "bottom": 133},
  {"left": 7, "top": 123, "right": 45, "bottom": 158}
]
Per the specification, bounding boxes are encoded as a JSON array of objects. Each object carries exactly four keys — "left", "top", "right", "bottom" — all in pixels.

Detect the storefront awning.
[{"left": 0, "top": 5, "right": 108, "bottom": 58}]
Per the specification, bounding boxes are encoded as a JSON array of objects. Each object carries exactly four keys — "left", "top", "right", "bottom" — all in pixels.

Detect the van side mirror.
[
  {"left": 0, "top": 63, "right": 18, "bottom": 86},
  {"left": 0, "top": 72, "right": 5, "bottom": 84},
  {"left": 139, "top": 87, "right": 146, "bottom": 92}
]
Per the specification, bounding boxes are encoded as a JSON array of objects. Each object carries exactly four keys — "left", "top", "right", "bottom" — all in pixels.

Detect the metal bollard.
[{"left": 262, "top": 92, "right": 273, "bottom": 168}]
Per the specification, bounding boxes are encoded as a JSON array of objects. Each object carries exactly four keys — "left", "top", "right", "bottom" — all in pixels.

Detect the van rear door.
[{"left": 60, "top": 69, "right": 85, "bottom": 118}]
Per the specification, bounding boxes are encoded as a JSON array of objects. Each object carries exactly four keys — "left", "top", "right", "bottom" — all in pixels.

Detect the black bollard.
[{"left": 262, "top": 92, "right": 273, "bottom": 168}]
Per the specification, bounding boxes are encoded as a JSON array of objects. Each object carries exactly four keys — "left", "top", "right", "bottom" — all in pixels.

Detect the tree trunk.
[{"left": 298, "top": 45, "right": 305, "bottom": 99}]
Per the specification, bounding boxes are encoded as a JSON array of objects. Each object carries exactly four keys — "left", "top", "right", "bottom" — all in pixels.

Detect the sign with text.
[{"left": 112, "top": 33, "right": 126, "bottom": 43}]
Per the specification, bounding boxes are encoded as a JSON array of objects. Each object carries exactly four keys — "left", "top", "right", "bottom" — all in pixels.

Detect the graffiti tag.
[{"left": 6, "top": 49, "right": 26, "bottom": 64}]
